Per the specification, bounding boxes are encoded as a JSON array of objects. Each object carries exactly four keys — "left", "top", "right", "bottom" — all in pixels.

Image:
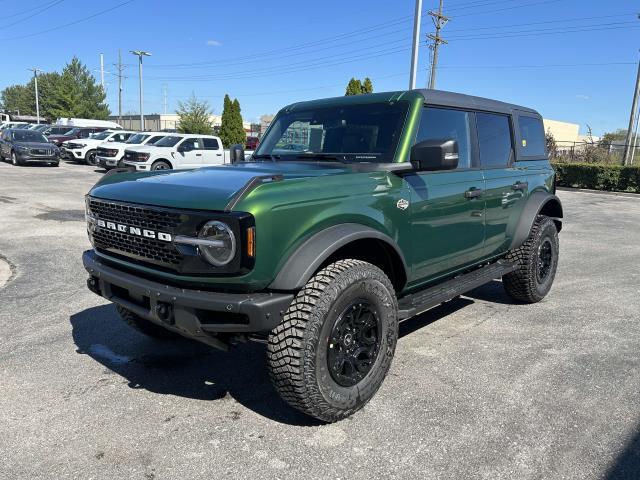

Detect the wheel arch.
[
  {"left": 268, "top": 223, "right": 408, "bottom": 292},
  {"left": 509, "top": 191, "right": 563, "bottom": 250},
  {"left": 152, "top": 158, "right": 173, "bottom": 169}
]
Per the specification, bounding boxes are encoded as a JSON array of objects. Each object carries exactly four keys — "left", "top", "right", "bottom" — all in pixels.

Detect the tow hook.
[
  {"left": 155, "top": 302, "right": 174, "bottom": 325},
  {"left": 87, "top": 276, "right": 101, "bottom": 295}
]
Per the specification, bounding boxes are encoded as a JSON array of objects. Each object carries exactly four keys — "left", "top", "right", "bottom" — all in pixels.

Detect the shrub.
[{"left": 552, "top": 162, "right": 640, "bottom": 193}]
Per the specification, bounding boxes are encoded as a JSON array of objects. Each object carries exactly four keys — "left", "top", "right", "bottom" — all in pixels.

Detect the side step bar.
[{"left": 397, "top": 259, "right": 517, "bottom": 320}]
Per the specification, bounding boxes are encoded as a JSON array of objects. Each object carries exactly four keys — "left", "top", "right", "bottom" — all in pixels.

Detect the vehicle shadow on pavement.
[
  {"left": 604, "top": 422, "right": 640, "bottom": 480},
  {"left": 69, "top": 304, "right": 322, "bottom": 427},
  {"left": 464, "top": 279, "right": 519, "bottom": 305}
]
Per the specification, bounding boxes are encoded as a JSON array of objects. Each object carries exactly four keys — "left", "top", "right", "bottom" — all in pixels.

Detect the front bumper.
[
  {"left": 96, "top": 156, "right": 120, "bottom": 168},
  {"left": 82, "top": 250, "right": 293, "bottom": 343},
  {"left": 16, "top": 152, "right": 58, "bottom": 163},
  {"left": 123, "top": 160, "right": 149, "bottom": 170}
]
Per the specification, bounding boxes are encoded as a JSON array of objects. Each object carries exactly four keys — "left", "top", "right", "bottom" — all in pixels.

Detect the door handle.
[
  {"left": 195, "top": 153, "right": 202, "bottom": 157},
  {"left": 464, "top": 188, "right": 483, "bottom": 199},
  {"left": 512, "top": 181, "right": 528, "bottom": 191}
]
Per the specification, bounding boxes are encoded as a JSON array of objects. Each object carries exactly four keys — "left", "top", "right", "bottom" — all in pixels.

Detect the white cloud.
[
  {"left": 205, "top": 40, "right": 222, "bottom": 47},
  {"left": 575, "top": 94, "right": 590, "bottom": 100}
]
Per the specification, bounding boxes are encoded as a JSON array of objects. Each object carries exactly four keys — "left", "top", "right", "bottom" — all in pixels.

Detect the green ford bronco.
[{"left": 83, "top": 89, "right": 562, "bottom": 422}]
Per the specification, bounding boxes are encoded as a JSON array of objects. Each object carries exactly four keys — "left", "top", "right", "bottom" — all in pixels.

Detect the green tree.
[
  {"left": 219, "top": 94, "right": 246, "bottom": 147},
  {"left": 48, "top": 57, "right": 109, "bottom": 120},
  {"left": 545, "top": 129, "right": 558, "bottom": 160},
  {"left": 0, "top": 84, "right": 32, "bottom": 115},
  {"left": 176, "top": 95, "right": 214, "bottom": 134},
  {"left": 345, "top": 77, "right": 374, "bottom": 95},
  {"left": 362, "top": 77, "right": 373, "bottom": 94},
  {"left": 345, "top": 78, "right": 363, "bottom": 96}
]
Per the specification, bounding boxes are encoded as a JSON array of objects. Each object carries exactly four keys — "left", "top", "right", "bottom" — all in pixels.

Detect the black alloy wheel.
[{"left": 327, "top": 300, "right": 381, "bottom": 388}]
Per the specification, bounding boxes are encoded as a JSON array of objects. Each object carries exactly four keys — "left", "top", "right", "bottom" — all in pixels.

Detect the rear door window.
[
  {"left": 476, "top": 113, "right": 513, "bottom": 168},
  {"left": 517, "top": 116, "right": 546, "bottom": 157},
  {"left": 202, "top": 138, "right": 219, "bottom": 150},
  {"left": 415, "top": 107, "right": 472, "bottom": 169}
]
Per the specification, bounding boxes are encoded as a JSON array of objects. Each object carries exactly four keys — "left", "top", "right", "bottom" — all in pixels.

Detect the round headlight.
[{"left": 198, "top": 221, "right": 236, "bottom": 266}]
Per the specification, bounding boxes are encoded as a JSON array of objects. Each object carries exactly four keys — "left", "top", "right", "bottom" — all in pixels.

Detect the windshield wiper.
[
  {"left": 296, "top": 153, "right": 345, "bottom": 162},
  {"left": 252, "top": 154, "right": 281, "bottom": 161}
]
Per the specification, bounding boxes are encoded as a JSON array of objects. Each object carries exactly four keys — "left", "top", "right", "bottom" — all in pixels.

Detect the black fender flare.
[
  {"left": 509, "top": 191, "right": 563, "bottom": 250},
  {"left": 268, "top": 223, "right": 408, "bottom": 291}
]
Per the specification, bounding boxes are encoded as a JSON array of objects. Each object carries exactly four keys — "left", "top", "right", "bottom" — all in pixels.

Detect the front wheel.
[
  {"left": 11, "top": 152, "right": 20, "bottom": 166},
  {"left": 502, "top": 215, "right": 559, "bottom": 303},
  {"left": 151, "top": 160, "right": 171, "bottom": 171},
  {"left": 267, "top": 259, "right": 398, "bottom": 423},
  {"left": 85, "top": 150, "right": 97, "bottom": 166}
]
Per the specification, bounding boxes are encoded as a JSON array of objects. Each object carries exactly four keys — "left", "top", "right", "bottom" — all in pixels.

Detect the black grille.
[
  {"left": 29, "top": 148, "right": 52, "bottom": 156},
  {"left": 97, "top": 147, "right": 118, "bottom": 157},
  {"left": 123, "top": 150, "right": 141, "bottom": 162},
  {"left": 88, "top": 199, "right": 184, "bottom": 268}
]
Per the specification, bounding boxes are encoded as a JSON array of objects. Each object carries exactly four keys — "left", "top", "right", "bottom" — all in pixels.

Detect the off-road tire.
[
  {"left": 85, "top": 150, "right": 97, "bottom": 166},
  {"left": 151, "top": 160, "right": 171, "bottom": 171},
  {"left": 267, "top": 259, "right": 398, "bottom": 423},
  {"left": 502, "top": 215, "right": 559, "bottom": 303},
  {"left": 116, "top": 305, "right": 180, "bottom": 340}
]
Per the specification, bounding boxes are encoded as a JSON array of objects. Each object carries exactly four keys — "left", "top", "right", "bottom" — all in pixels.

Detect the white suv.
[
  {"left": 62, "top": 130, "right": 136, "bottom": 165},
  {"left": 96, "top": 131, "right": 166, "bottom": 169},
  {"left": 123, "top": 134, "right": 224, "bottom": 171}
]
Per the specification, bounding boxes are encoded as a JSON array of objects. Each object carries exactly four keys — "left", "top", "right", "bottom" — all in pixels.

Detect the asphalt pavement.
[{"left": 1, "top": 160, "right": 639, "bottom": 479}]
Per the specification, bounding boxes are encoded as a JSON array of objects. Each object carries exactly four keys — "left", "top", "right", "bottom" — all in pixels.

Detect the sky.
[{"left": 0, "top": 0, "right": 638, "bottom": 136}]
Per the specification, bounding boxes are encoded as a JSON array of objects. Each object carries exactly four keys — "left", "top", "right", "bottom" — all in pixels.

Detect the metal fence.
[{"left": 551, "top": 141, "right": 638, "bottom": 165}]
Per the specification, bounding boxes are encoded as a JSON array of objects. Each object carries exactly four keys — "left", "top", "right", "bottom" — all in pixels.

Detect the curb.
[{"left": 557, "top": 187, "right": 640, "bottom": 199}]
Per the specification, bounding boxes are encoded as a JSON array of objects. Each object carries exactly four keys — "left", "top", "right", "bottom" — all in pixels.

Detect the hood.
[
  {"left": 48, "top": 134, "right": 75, "bottom": 143},
  {"left": 89, "top": 161, "right": 358, "bottom": 211},
  {"left": 14, "top": 142, "right": 57, "bottom": 149}
]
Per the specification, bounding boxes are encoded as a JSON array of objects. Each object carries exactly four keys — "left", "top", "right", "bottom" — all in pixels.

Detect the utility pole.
[
  {"left": 427, "top": 0, "right": 448, "bottom": 90},
  {"left": 163, "top": 84, "right": 168, "bottom": 114},
  {"left": 409, "top": 0, "right": 423, "bottom": 90},
  {"left": 623, "top": 51, "right": 640, "bottom": 166},
  {"left": 630, "top": 101, "right": 640, "bottom": 165},
  {"left": 130, "top": 50, "right": 151, "bottom": 131},
  {"left": 113, "top": 50, "right": 126, "bottom": 125},
  {"left": 27, "top": 68, "right": 42, "bottom": 124},
  {"left": 100, "top": 53, "right": 105, "bottom": 89}
]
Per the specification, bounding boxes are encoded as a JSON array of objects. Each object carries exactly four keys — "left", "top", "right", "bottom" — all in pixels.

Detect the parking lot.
[{"left": 1, "top": 160, "right": 639, "bottom": 479}]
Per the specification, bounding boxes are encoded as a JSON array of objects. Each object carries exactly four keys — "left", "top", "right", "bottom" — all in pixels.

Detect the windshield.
[
  {"left": 31, "top": 125, "right": 49, "bottom": 132},
  {"left": 255, "top": 102, "right": 409, "bottom": 163},
  {"left": 12, "top": 130, "right": 48, "bottom": 143},
  {"left": 125, "top": 133, "right": 149, "bottom": 144},
  {"left": 155, "top": 136, "right": 182, "bottom": 147},
  {"left": 90, "top": 131, "right": 111, "bottom": 140}
]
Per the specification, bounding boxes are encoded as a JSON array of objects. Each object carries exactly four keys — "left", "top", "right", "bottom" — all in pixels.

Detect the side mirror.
[
  {"left": 178, "top": 143, "right": 192, "bottom": 153},
  {"left": 410, "top": 139, "right": 459, "bottom": 171},
  {"left": 229, "top": 144, "right": 244, "bottom": 164},
  {"left": 107, "top": 138, "right": 115, "bottom": 142}
]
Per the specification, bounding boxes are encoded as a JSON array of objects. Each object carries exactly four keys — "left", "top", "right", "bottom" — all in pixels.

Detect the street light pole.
[
  {"left": 28, "top": 68, "right": 42, "bottom": 124},
  {"left": 409, "top": 0, "right": 423, "bottom": 90},
  {"left": 130, "top": 50, "right": 151, "bottom": 131}
]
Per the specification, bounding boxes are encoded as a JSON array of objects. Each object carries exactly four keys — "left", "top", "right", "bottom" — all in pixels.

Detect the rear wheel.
[
  {"left": 267, "top": 259, "right": 398, "bottom": 423},
  {"left": 116, "top": 305, "right": 181, "bottom": 339},
  {"left": 85, "top": 150, "right": 97, "bottom": 166},
  {"left": 502, "top": 215, "right": 559, "bottom": 303},
  {"left": 151, "top": 160, "right": 171, "bottom": 171}
]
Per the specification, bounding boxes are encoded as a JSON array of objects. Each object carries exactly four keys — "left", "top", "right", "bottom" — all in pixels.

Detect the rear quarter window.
[{"left": 518, "top": 115, "right": 546, "bottom": 157}]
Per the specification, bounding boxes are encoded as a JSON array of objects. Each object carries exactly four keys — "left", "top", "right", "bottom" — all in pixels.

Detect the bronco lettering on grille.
[{"left": 96, "top": 218, "right": 172, "bottom": 242}]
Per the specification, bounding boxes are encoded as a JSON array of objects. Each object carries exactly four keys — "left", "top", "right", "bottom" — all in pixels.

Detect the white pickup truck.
[
  {"left": 62, "top": 130, "right": 136, "bottom": 165},
  {"left": 96, "top": 132, "right": 166, "bottom": 169},
  {"left": 122, "top": 134, "right": 228, "bottom": 171}
]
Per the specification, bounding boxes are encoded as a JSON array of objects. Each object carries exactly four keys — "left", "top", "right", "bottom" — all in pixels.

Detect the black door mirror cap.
[
  {"left": 229, "top": 144, "right": 245, "bottom": 164},
  {"left": 410, "top": 139, "right": 459, "bottom": 171}
]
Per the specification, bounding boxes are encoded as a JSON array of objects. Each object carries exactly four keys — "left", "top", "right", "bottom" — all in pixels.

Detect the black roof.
[{"left": 415, "top": 89, "right": 539, "bottom": 116}]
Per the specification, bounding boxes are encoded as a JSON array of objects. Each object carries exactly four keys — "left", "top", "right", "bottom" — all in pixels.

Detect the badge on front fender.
[{"left": 396, "top": 198, "right": 409, "bottom": 210}]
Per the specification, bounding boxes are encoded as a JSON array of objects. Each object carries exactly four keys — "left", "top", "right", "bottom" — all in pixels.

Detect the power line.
[
  {"left": 0, "top": 0, "right": 136, "bottom": 41},
  {"left": 0, "top": 0, "right": 65, "bottom": 28}
]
